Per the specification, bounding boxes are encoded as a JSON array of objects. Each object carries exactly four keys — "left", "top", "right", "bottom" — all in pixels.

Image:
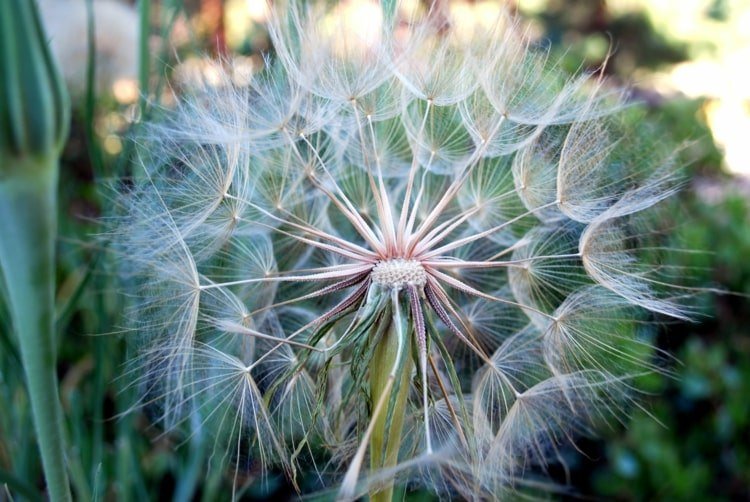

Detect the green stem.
[
  {"left": 369, "top": 295, "right": 413, "bottom": 502},
  {"left": 137, "top": 0, "right": 151, "bottom": 116},
  {"left": 84, "top": 0, "right": 105, "bottom": 178},
  {"left": 0, "top": 158, "right": 72, "bottom": 502}
]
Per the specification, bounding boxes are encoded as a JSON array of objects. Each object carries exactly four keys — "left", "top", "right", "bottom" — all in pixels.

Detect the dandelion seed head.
[{"left": 107, "top": 2, "right": 689, "bottom": 499}]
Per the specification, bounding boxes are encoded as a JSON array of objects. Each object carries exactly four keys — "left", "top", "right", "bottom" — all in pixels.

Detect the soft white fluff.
[{"left": 109, "top": 2, "right": 685, "bottom": 499}]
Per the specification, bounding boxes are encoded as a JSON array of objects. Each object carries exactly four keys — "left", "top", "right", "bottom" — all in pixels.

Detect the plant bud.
[{"left": 0, "top": 0, "right": 69, "bottom": 174}]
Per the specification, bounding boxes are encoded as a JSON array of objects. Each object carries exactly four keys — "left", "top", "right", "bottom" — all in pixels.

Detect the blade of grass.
[
  {"left": 173, "top": 411, "right": 208, "bottom": 502},
  {"left": 55, "top": 252, "right": 100, "bottom": 338},
  {"left": 138, "top": 0, "right": 151, "bottom": 119},
  {"left": 115, "top": 0, "right": 152, "bottom": 179},
  {"left": 115, "top": 383, "right": 149, "bottom": 502},
  {"left": 84, "top": 0, "right": 105, "bottom": 179},
  {"left": 153, "top": 0, "right": 185, "bottom": 102}
]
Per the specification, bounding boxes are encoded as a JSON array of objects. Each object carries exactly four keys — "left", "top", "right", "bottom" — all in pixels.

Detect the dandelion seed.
[{"left": 110, "top": 2, "right": 686, "bottom": 499}]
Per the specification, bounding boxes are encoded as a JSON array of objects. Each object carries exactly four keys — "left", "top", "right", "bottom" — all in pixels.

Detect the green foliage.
[
  {"left": 574, "top": 179, "right": 750, "bottom": 500},
  {"left": 593, "top": 333, "right": 750, "bottom": 500},
  {"left": 676, "top": 192, "right": 750, "bottom": 294}
]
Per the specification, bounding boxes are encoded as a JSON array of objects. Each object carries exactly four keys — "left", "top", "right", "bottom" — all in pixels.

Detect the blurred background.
[{"left": 1, "top": 0, "right": 749, "bottom": 500}]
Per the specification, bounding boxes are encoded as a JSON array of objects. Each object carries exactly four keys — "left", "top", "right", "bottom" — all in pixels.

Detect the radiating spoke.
[
  {"left": 246, "top": 271, "right": 371, "bottom": 316},
  {"left": 423, "top": 253, "right": 582, "bottom": 269},
  {"left": 427, "top": 267, "right": 555, "bottom": 321},
  {"left": 317, "top": 278, "right": 371, "bottom": 324},
  {"left": 424, "top": 279, "right": 492, "bottom": 365},
  {"left": 417, "top": 201, "right": 559, "bottom": 259},
  {"left": 286, "top": 129, "right": 386, "bottom": 254},
  {"left": 397, "top": 99, "right": 433, "bottom": 248},
  {"left": 199, "top": 263, "right": 373, "bottom": 290}
]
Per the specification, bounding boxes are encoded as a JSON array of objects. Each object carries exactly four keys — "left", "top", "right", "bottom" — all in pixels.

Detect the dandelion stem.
[
  {"left": 0, "top": 164, "right": 72, "bottom": 502},
  {"left": 368, "top": 290, "right": 412, "bottom": 502}
]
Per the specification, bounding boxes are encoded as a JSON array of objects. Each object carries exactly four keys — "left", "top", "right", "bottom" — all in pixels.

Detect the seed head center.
[{"left": 371, "top": 259, "right": 427, "bottom": 289}]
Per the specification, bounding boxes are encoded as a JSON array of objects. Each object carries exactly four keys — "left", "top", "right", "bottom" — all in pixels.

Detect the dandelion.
[{"left": 110, "top": 2, "right": 687, "bottom": 499}]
